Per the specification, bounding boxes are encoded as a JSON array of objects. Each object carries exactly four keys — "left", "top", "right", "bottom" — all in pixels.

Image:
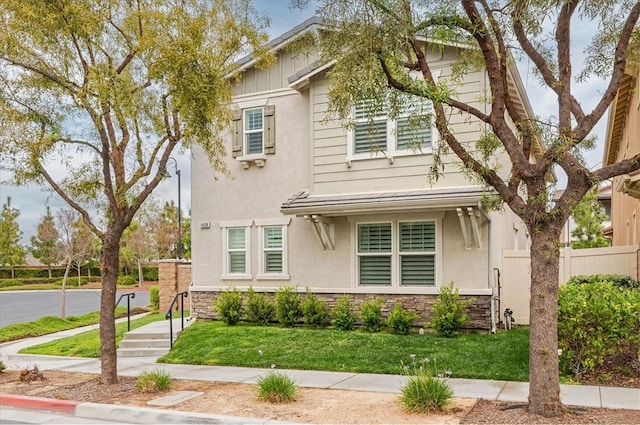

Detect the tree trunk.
[
  {"left": 137, "top": 261, "right": 143, "bottom": 287},
  {"left": 527, "top": 229, "right": 564, "bottom": 416},
  {"left": 61, "top": 259, "right": 72, "bottom": 318},
  {"left": 99, "top": 231, "right": 121, "bottom": 385},
  {"left": 48, "top": 266, "right": 52, "bottom": 279}
]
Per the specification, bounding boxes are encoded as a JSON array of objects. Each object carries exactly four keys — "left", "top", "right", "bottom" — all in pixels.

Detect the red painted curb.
[{"left": 0, "top": 393, "right": 79, "bottom": 414}]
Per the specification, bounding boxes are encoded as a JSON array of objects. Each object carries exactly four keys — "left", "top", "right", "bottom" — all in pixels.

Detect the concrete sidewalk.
[{"left": 1, "top": 317, "right": 638, "bottom": 424}]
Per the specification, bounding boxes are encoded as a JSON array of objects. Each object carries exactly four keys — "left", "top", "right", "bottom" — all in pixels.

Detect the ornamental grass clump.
[
  {"left": 136, "top": 368, "right": 173, "bottom": 393},
  {"left": 256, "top": 371, "right": 297, "bottom": 403},
  {"left": 400, "top": 355, "right": 453, "bottom": 414}
]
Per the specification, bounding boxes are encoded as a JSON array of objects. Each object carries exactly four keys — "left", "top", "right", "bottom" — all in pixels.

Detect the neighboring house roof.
[{"left": 281, "top": 187, "right": 488, "bottom": 216}]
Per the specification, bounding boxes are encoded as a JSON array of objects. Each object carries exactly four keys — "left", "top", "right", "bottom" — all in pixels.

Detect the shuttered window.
[
  {"left": 353, "top": 100, "right": 387, "bottom": 153},
  {"left": 399, "top": 222, "right": 436, "bottom": 286},
  {"left": 396, "top": 96, "right": 432, "bottom": 151},
  {"left": 263, "top": 226, "right": 283, "bottom": 273},
  {"left": 227, "top": 228, "right": 247, "bottom": 273},
  {"left": 357, "top": 223, "right": 392, "bottom": 285}
]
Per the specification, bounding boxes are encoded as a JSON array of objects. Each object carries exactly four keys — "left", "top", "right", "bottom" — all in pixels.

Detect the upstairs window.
[
  {"left": 349, "top": 94, "right": 435, "bottom": 160},
  {"left": 231, "top": 105, "right": 276, "bottom": 163}
]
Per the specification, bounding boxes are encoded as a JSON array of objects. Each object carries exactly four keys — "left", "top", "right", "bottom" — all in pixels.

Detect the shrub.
[
  {"left": 558, "top": 281, "right": 640, "bottom": 379},
  {"left": 19, "top": 366, "right": 44, "bottom": 382},
  {"left": 566, "top": 274, "right": 640, "bottom": 290},
  {"left": 400, "top": 356, "right": 453, "bottom": 414},
  {"left": 387, "top": 302, "right": 419, "bottom": 335},
  {"left": 274, "top": 286, "right": 301, "bottom": 327},
  {"left": 256, "top": 371, "right": 297, "bottom": 403},
  {"left": 215, "top": 287, "right": 244, "bottom": 325},
  {"left": 149, "top": 286, "right": 160, "bottom": 311},
  {"left": 301, "top": 289, "right": 329, "bottom": 328},
  {"left": 245, "top": 287, "right": 275, "bottom": 325},
  {"left": 132, "top": 266, "right": 159, "bottom": 282},
  {"left": 431, "top": 281, "right": 474, "bottom": 338},
  {"left": 135, "top": 369, "right": 173, "bottom": 393},
  {"left": 116, "top": 275, "right": 137, "bottom": 286},
  {"left": 0, "top": 279, "right": 23, "bottom": 288},
  {"left": 0, "top": 360, "right": 5, "bottom": 372},
  {"left": 331, "top": 295, "right": 357, "bottom": 331},
  {"left": 360, "top": 298, "right": 384, "bottom": 332}
]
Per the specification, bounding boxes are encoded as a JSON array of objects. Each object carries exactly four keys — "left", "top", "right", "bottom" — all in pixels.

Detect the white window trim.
[
  {"left": 243, "top": 107, "right": 264, "bottom": 156},
  {"left": 346, "top": 71, "right": 440, "bottom": 163},
  {"left": 256, "top": 217, "right": 291, "bottom": 280},
  {"left": 219, "top": 220, "right": 253, "bottom": 280},
  {"left": 352, "top": 217, "right": 442, "bottom": 288}
]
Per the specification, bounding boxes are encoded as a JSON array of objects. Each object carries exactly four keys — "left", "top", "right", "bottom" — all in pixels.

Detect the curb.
[
  {"left": 0, "top": 393, "right": 79, "bottom": 414},
  {"left": 1, "top": 393, "right": 303, "bottom": 424}
]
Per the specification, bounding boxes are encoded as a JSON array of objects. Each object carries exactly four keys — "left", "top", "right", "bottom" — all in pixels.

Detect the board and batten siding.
[
  {"left": 310, "top": 63, "right": 488, "bottom": 195},
  {"left": 233, "top": 50, "right": 320, "bottom": 96}
]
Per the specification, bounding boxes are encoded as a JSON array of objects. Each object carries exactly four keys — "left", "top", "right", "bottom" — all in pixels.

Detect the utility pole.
[{"left": 168, "top": 157, "right": 182, "bottom": 259}]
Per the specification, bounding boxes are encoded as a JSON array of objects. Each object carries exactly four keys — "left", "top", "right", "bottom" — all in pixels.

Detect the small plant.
[
  {"left": 256, "top": 371, "right": 297, "bottom": 403},
  {"left": 245, "top": 287, "right": 275, "bottom": 325},
  {"left": 117, "top": 275, "right": 137, "bottom": 286},
  {"left": 331, "top": 294, "right": 357, "bottom": 330},
  {"left": 387, "top": 302, "right": 419, "bottom": 335},
  {"left": 431, "top": 281, "right": 474, "bottom": 338},
  {"left": 135, "top": 368, "right": 173, "bottom": 393},
  {"left": 149, "top": 286, "right": 160, "bottom": 311},
  {"left": 301, "top": 289, "right": 329, "bottom": 328},
  {"left": 0, "top": 360, "right": 6, "bottom": 372},
  {"left": 400, "top": 355, "right": 453, "bottom": 414},
  {"left": 214, "top": 287, "right": 243, "bottom": 325},
  {"left": 19, "top": 365, "right": 44, "bottom": 382},
  {"left": 274, "top": 286, "right": 301, "bottom": 327},
  {"left": 360, "top": 298, "right": 384, "bottom": 332}
]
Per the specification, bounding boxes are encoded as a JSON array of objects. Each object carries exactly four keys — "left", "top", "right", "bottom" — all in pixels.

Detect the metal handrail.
[
  {"left": 165, "top": 291, "right": 189, "bottom": 348},
  {"left": 115, "top": 292, "right": 136, "bottom": 331}
]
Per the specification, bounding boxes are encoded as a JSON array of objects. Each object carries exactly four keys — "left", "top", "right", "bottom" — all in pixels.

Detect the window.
[
  {"left": 357, "top": 223, "right": 392, "bottom": 285},
  {"left": 349, "top": 95, "right": 435, "bottom": 159},
  {"left": 220, "top": 220, "right": 252, "bottom": 279},
  {"left": 244, "top": 108, "right": 264, "bottom": 154},
  {"left": 231, "top": 105, "right": 276, "bottom": 162},
  {"left": 356, "top": 220, "right": 437, "bottom": 287},
  {"left": 256, "top": 218, "right": 290, "bottom": 279}
]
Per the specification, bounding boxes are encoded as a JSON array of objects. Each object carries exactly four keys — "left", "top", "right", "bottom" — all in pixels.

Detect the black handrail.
[
  {"left": 165, "top": 291, "right": 189, "bottom": 348},
  {"left": 115, "top": 292, "right": 136, "bottom": 331}
]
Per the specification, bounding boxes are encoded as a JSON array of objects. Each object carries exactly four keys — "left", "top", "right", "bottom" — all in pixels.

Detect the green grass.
[
  {"left": 158, "top": 321, "right": 530, "bottom": 382},
  {"left": 0, "top": 307, "right": 150, "bottom": 343},
  {"left": 18, "top": 313, "right": 164, "bottom": 357}
]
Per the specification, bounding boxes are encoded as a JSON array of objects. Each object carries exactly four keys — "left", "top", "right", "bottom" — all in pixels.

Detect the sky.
[{"left": 0, "top": 1, "right": 611, "bottom": 246}]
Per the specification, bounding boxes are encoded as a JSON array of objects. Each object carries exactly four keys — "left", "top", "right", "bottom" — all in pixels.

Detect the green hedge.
[
  {"left": 0, "top": 267, "right": 101, "bottom": 280},
  {"left": 131, "top": 266, "right": 159, "bottom": 281},
  {"left": 566, "top": 274, "right": 639, "bottom": 289},
  {"left": 558, "top": 281, "right": 640, "bottom": 378}
]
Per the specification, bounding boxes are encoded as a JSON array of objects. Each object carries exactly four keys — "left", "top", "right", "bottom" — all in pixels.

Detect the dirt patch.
[{"left": 1, "top": 370, "right": 638, "bottom": 424}]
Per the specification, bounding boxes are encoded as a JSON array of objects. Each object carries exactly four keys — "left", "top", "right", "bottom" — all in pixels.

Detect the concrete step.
[
  {"left": 118, "top": 338, "right": 173, "bottom": 349},
  {"left": 117, "top": 347, "right": 171, "bottom": 357}
]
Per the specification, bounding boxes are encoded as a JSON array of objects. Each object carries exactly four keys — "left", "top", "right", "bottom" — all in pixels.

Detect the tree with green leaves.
[
  {"left": 0, "top": 196, "right": 26, "bottom": 278},
  {"left": 121, "top": 219, "right": 156, "bottom": 286},
  {"left": 299, "top": 0, "right": 639, "bottom": 416},
  {"left": 571, "top": 186, "right": 610, "bottom": 249},
  {"left": 0, "top": 0, "right": 272, "bottom": 384},
  {"left": 31, "top": 206, "right": 62, "bottom": 278}
]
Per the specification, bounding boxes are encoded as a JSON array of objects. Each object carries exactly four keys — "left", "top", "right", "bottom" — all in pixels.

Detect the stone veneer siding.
[{"left": 191, "top": 289, "right": 492, "bottom": 331}]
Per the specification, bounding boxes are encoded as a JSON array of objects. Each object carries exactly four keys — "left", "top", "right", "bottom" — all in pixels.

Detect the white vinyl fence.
[{"left": 500, "top": 245, "right": 639, "bottom": 325}]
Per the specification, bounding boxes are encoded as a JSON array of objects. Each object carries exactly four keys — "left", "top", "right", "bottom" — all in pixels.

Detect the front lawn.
[
  {"left": 158, "top": 321, "right": 530, "bottom": 382},
  {"left": 18, "top": 313, "right": 165, "bottom": 357}
]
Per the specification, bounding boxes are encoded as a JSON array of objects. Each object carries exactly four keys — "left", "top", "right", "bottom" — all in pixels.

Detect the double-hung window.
[
  {"left": 356, "top": 220, "right": 437, "bottom": 287},
  {"left": 263, "top": 226, "right": 284, "bottom": 273},
  {"left": 354, "top": 100, "right": 388, "bottom": 154},
  {"left": 220, "top": 220, "right": 252, "bottom": 280},
  {"left": 244, "top": 108, "right": 264, "bottom": 155}
]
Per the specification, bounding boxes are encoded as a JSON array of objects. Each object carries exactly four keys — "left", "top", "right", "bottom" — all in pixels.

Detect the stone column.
[{"left": 158, "top": 259, "right": 191, "bottom": 313}]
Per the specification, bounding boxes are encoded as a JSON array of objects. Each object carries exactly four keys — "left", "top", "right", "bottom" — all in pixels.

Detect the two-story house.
[{"left": 189, "top": 17, "right": 533, "bottom": 331}]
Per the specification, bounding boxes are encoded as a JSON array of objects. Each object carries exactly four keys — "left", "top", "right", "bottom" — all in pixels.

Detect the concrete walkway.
[{"left": 1, "top": 317, "right": 638, "bottom": 424}]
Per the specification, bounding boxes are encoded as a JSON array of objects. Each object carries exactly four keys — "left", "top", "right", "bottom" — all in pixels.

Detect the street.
[{"left": 0, "top": 289, "right": 150, "bottom": 328}]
